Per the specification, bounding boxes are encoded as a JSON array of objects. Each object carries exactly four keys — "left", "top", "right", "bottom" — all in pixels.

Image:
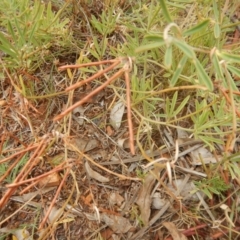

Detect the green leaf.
[
  {"left": 194, "top": 58, "right": 213, "bottom": 90},
  {"left": 170, "top": 91, "right": 178, "bottom": 117},
  {"left": 158, "top": 0, "right": 172, "bottom": 23},
  {"left": 164, "top": 45, "right": 172, "bottom": 68},
  {"left": 173, "top": 39, "right": 195, "bottom": 59},
  {"left": 14, "top": 17, "right": 25, "bottom": 46},
  {"left": 165, "top": 97, "right": 170, "bottom": 118},
  {"left": 0, "top": 45, "right": 17, "bottom": 58},
  {"left": 223, "top": 67, "right": 238, "bottom": 91},
  {"left": 101, "top": 37, "right": 108, "bottom": 58},
  {"left": 0, "top": 36, "right": 18, "bottom": 59},
  {"left": 227, "top": 65, "right": 240, "bottom": 78},
  {"left": 219, "top": 52, "right": 240, "bottom": 63},
  {"left": 170, "top": 55, "right": 188, "bottom": 86},
  {"left": 174, "top": 95, "right": 190, "bottom": 116},
  {"left": 232, "top": 163, "right": 240, "bottom": 178},
  {"left": 228, "top": 166, "right": 237, "bottom": 179},
  {"left": 92, "top": 36, "right": 101, "bottom": 59},
  {"left": 214, "top": 23, "right": 221, "bottom": 39},
  {"left": 183, "top": 19, "right": 209, "bottom": 37},
  {"left": 135, "top": 40, "right": 165, "bottom": 53},
  {"left": 91, "top": 15, "right": 104, "bottom": 35},
  {"left": 144, "top": 34, "right": 163, "bottom": 42},
  {"left": 211, "top": 52, "right": 224, "bottom": 79},
  {"left": 7, "top": 21, "right": 17, "bottom": 40},
  {"left": 202, "top": 188, "right": 212, "bottom": 199}
]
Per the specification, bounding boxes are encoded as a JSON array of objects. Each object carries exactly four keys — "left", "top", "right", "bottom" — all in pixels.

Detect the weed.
[
  {"left": 194, "top": 176, "right": 229, "bottom": 199},
  {"left": 0, "top": 0, "right": 71, "bottom": 71}
]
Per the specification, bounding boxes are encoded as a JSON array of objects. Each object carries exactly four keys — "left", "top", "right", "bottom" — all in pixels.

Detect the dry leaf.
[
  {"left": 190, "top": 145, "right": 218, "bottom": 165},
  {"left": 47, "top": 206, "right": 64, "bottom": 224},
  {"left": 68, "top": 137, "right": 98, "bottom": 152},
  {"left": 135, "top": 173, "right": 155, "bottom": 225},
  {"left": 177, "top": 129, "right": 189, "bottom": 139},
  {"left": 106, "top": 125, "right": 114, "bottom": 136},
  {"left": 72, "top": 106, "right": 86, "bottom": 125},
  {"left": 167, "top": 179, "right": 202, "bottom": 201},
  {"left": 152, "top": 192, "right": 167, "bottom": 209},
  {"left": 38, "top": 172, "right": 60, "bottom": 187},
  {"left": 109, "top": 192, "right": 124, "bottom": 206},
  {"left": 110, "top": 100, "right": 125, "bottom": 130},
  {"left": 162, "top": 222, "right": 187, "bottom": 240},
  {"left": 12, "top": 229, "right": 31, "bottom": 240},
  {"left": 0, "top": 228, "right": 31, "bottom": 240},
  {"left": 85, "top": 162, "right": 109, "bottom": 182},
  {"left": 100, "top": 227, "right": 114, "bottom": 240},
  {"left": 117, "top": 138, "right": 131, "bottom": 150},
  {"left": 0, "top": 100, "right": 6, "bottom": 106},
  {"left": 101, "top": 213, "right": 132, "bottom": 233}
]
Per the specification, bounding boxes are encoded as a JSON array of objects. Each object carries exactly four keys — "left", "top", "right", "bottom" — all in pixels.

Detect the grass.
[{"left": 0, "top": 0, "right": 240, "bottom": 239}]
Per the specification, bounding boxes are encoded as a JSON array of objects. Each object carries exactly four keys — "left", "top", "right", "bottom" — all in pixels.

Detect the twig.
[
  {"left": 53, "top": 68, "right": 125, "bottom": 121},
  {"left": 38, "top": 168, "right": 70, "bottom": 229}
]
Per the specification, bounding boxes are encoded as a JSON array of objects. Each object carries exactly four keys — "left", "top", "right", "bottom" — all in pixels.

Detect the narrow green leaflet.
[
  {"left": 211, "top": 52, "right": 224, "bottom": 79},
  {"left": 195, "top": 58, "right": 213, "bottom": 90},
  {"left": 7, "top": 21, "right": 17, "bottom": 41},
  {"left": 91, "top": 15, "right": 104, "bottom": 35},
  {"left": 218, "top": 52, "right": 240, "bottom": 63},
  {"left": 158, "top": 0, "right": 172, "bottom": 23},
  {"left": 174, "top": 95, "right": 190, "bottom": 116},
  {"left": 144, "top": 34, "right": 163, "bottom": 42},
  {"left": 212, "top": 0, "right": 221, "bottom": 38},
  {"left": 183, "top": 19, "right": 209, "bottom": 37},
  {"left": 214, "top": 23, "right": 221, "bottom": 39},
  {"left": 164, "top": 45, "right": 172, "bottom": 68},
  {"left": 14, "top": 17, "right": 25, "bottom": 46},
  {"left": 223, "top": 67, "right": 238, "bottom": 91},
  {"left": 170, "top": 91, "right": 178, "bottom": 118},
  {"left": 0, "top": 32, "right": 18, "bottom": 57},
  {"left": 173, "top": 39, "right": 195, "bottom": 59},
  {"left": 227, "top": 65, "right": 240, "bottom": 78},
  {"left": 170, "top": 55, "right": 188, "bottom": 86},
  {"left": 135, "top": 40, "right": 165, "bottom": 53}
]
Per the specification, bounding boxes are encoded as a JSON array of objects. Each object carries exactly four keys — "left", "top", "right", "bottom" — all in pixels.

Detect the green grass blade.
[
  {"left": 0, "top": 32, "right": 18, "bottom": 57},
  {"left": 14, "top": 17, "right": 25, "bottom": 46},
  {"left": 7, "top": 21, "right": 17, "bottom": 40}
]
